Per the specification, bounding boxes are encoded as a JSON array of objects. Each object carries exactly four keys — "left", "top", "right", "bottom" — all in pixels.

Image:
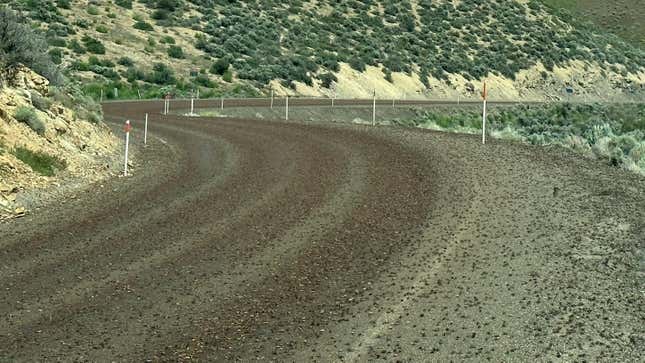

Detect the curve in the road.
[{"left": 1, "top": 100, "right": 643, "bottom": 362}]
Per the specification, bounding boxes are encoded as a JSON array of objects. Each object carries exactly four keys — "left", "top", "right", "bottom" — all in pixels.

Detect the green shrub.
[
  {"left": 57, "top": 0, "right": 71, "bottom": 9},
  {"left": 156, "top": 0, "right": 181, "bottom": 12},
  {"left": 167, "top": 45, "right": 184, "bottom": 58},
  {"left": 31, "top": 92, "right": 52, "bottom": 112},
  {"left": 191, "top": 74, "right": 213, "bottom": 87},
  {"left": 152, "top": 9, "right": 170, "bottom": 21},
  {"left": 134, "top": 21, "right": 154, "bottom": 31},
  {"left": 210, "top": 58, "right": 230, "bottom": 75},
  {"left": 0, "top": 7, "right": 62, "bottom": 85},
  {"left": 12, "top": 146, "right": 66, "bottom": 176},
  {"left": 87, "top": 6, "right": 99, "bottom": 15},
  {"left": 14, "top": 106, "right": 45, "bottom": 135},
  {"left": 96, "top": 25, "right": 109, "bottom": 33},
  {"left": 147, "top": 63, "right": 175, "bottom": 85},
  {"left": 70, "top": 60, "right": 90, "bottom": 71},
  {"left": 115, "top": 0, "right": 132, "bottom": 9},
  {"left": 319, "top": 72, "right": 337, "bottom": 88},
  {"left": 222, "top": 69, "right": 233, "bottom": 83},
  {"left": 123, "top": 66, "right": 145, "bottom": 82},
  {"left": 144, "top": 37, "right": 156, "bottom": 52},
  {"left": 68, "top": 39, "right": 85, "bottom": 54},
  {"left": 118, "top": 56, "right": 134, "bottom": 66},
  {"left": 81, "top": 35, "right": 105, "bottom": 54},
  {"left": 74, "top": 19, "right": 89, "bottom": 29},
  {"left": 48, "top": 48, "right": 63, "bottom": 65},
  {"left": 384, "top": 69, "right": 393, "bottom": 83},
  {"left": 47, "top": 37, "right": 67, "bottom": 47},
  {"left": 160, "top": 35, "right": 175, "bottom": 44}
]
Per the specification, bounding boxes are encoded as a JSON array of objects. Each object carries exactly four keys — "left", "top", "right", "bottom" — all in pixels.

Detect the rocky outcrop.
[
  {"left": 0, "top": 64, "right": 119, "bottom": 220},
  {"left": 1, "top": 64, "right": 49, "bottom": 96}
]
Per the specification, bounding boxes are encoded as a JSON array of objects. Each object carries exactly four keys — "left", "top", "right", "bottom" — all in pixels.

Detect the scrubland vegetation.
[
  {"left": 542, "top": 0, "right": 644, "bottom": 48},
  {"left": 411, "top": 103, "right": 645, "bottom": 175},
  {"left": 0, "top": 6, "right": 103, "bottom": 123},
  {"left": 3, "top": 1, "right": 643, "bottom": 98}
]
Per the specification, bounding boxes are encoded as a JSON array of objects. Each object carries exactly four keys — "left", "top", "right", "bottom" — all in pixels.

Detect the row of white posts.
[
  {"left": 140, "top": 84, "right": 490, "bottom": 176},
  {"left": 160, "top": 93, "right": 489, "bottom": 137}
]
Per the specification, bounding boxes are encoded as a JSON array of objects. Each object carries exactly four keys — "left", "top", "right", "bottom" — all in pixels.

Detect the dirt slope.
[
  {"left": 0, "top": 65, "right": 119, "bottom": 219},
  {"left": 0, "top": 101, "right": 642, "bottom": 361}
]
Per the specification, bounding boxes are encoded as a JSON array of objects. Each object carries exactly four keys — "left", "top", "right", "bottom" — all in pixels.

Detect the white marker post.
[
  {"left": 144, "top": 113, "right": 148, "bottom": 146},
  {"left": 124, "top": 120, "right": 132, "bottom": 176},
  {"left": 482, "top": 82, "right": 488, "bottom": 145},
  {"left": 372, "top": 89, "right": 376, "bottom": 127},
  {"left": 285, "top": 96, "right": 289, "bottom": 121},
  {"left": 100, "top": 89, "right": 103, "bottom": 102},
  {"left": 163, "top": 94, "right": 170, "bottom": 115},
  {"left": 270, "top": 90, "right": 274, "bottom": 109},
  {"left": 220, "top": 97, "right": 224, "bottom": 110},
  {"left": 114, "top": 88, "right": 118, "bottom": 99},
  {"left": 137, "top": 89, "right": 141, "bottom": 99},
  {"left": 190, "top": 97, "right": 195, "bottom": 116}
]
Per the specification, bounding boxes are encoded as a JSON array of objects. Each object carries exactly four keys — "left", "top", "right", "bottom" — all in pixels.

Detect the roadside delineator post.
[
  {"left": 190, "top": 97, "right": 195, "bottom": 116},
  {"left": 124, "top": 120, "right": 132, "bottom": 176},
  {"left": 270, "top": 89, "right": 274, "bottom": 109},
  {"left": 482, "top": 82, "right": 488, "bottom": 145},
  {"left": 372, "top": 89, "right": 376, "bottom": 126},
  {"left": 163, "top": 94, "right": 170, "bottom": 115},
  {"left": 220, "top": 97, "right": 224, "bottom": 110},
  {"left": 285, "top": 95, "right": 289, "bottom": 121},
  {"left": 100, "top": 89, "right": 103, "bottom": 102},
  {"left": 144, "top": 113, "right": 148, "bottom": 146}
]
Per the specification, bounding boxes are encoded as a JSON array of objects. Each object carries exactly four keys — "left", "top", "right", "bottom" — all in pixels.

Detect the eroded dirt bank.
[{"left": 0, "top": 101, "right": 642, "bottom": 361}]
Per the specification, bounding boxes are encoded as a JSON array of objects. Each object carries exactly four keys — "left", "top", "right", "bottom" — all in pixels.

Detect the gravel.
[{"left": 0, "top": 100, "right": 643, "bottom": 361}]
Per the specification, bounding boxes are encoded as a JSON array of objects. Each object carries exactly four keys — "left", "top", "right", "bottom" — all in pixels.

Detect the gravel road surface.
[{"left": 1, "top": 100, "right": 643, "bottom": 361}]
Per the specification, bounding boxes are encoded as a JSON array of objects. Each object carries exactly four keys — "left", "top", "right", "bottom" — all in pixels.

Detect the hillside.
[
  {"left": 6, "top": 0, "right": 645, "bottom": 101},
  {"left": 541, "top": 0, "right": 644, "bottom": 48},
  {"left": 0, "top": 64, "right": 119, "bottom": 219}
]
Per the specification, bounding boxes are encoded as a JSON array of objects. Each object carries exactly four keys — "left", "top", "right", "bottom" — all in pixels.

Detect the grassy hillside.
[
  {"left": 540, "top": 0, "right": 644, "bottom": 48},
  {"left": 5, "top": 0, "right": 645, "bottom": 100}
]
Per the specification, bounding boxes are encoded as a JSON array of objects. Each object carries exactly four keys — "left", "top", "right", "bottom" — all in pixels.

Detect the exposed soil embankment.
[{"left": 0, "top": 65, "right": 120, "bottom": 219}]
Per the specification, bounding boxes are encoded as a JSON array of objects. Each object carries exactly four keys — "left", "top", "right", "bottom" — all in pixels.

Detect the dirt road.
[{"left": 1, "top": 100, "right": 643, "bottom": 361}]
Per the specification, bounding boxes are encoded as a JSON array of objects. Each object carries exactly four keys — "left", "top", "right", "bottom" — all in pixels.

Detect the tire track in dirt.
[{"left": 0, "top": 104, "right": 398, "bottom": 360}]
